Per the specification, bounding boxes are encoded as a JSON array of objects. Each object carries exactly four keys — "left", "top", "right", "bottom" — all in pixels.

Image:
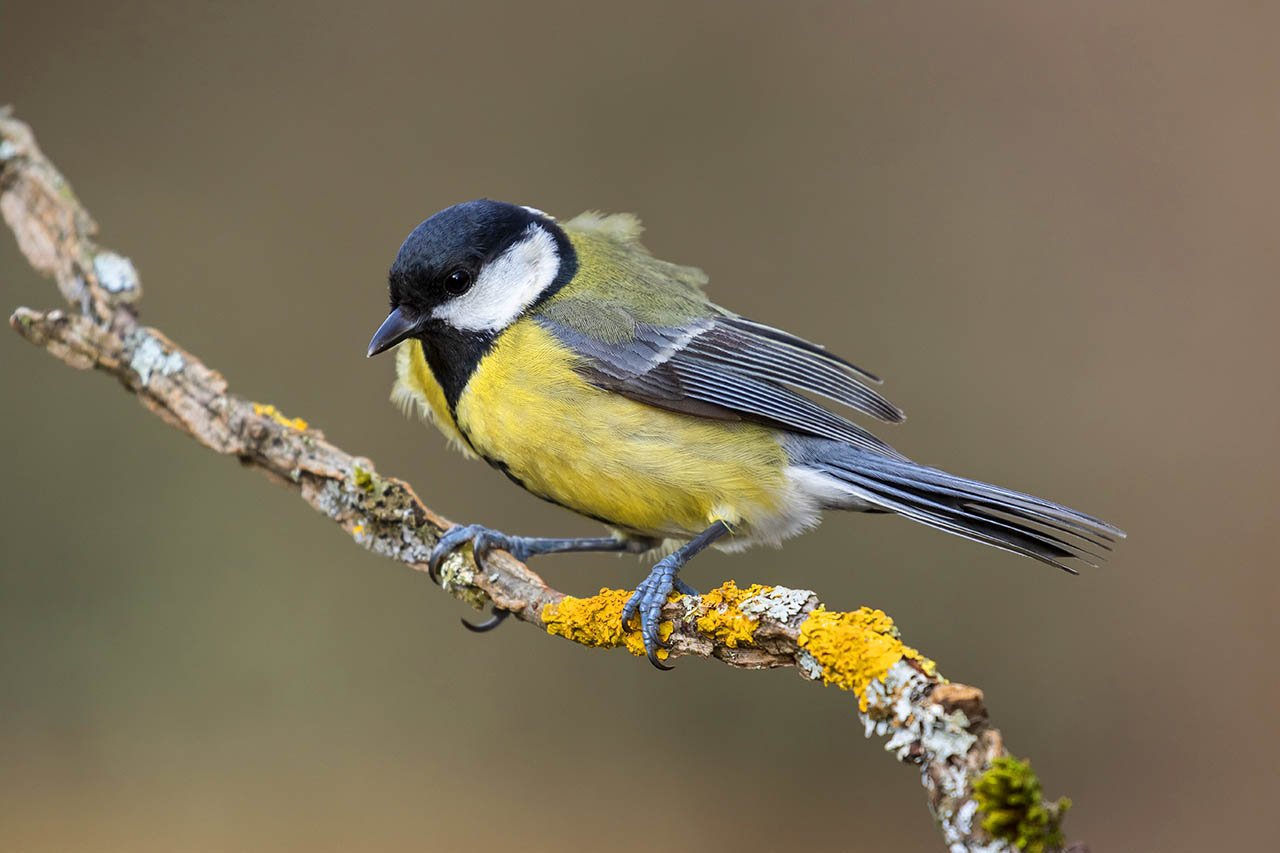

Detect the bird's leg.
[
  {"left": 672, "top": 577, "right": 700, "bottom": 597},
  {"left": 621, "top": 520, "right": 731, "bottom": 670},
  {"left": 428, "top": 524, "right": 654, "bottom": 582},
  {"left": 429, "top": 524, "right": 657, "bottom": 633}
]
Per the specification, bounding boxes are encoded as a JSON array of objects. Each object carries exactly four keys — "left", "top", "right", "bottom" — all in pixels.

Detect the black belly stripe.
[
  {"left": 415, "top": 322, "right": 497, "bottom": 414},
  {"left": 416, "top": 300, "right": 617, "bottom": 530}
]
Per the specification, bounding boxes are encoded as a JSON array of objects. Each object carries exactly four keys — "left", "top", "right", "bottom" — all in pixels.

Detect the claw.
[
  {"left": 647, "top": 648, "right": 674, "bottom": 671},
  {"left": 461, "top": 607, "right": 510, "bottom": 633},
  {"left": 622, "top": 554, "right": 691, "bottom": 671},
  {"left": 620, "top": 594, "right": 640, "bottom": 629}
]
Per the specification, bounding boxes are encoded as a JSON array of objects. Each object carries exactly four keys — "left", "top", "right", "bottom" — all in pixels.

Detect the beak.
[{"left": 367, "top": 306, "right": 420, "bottom": 357}]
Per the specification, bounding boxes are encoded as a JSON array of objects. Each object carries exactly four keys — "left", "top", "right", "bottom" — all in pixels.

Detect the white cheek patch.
[{"left": 432, "top": 224, "right": 561, "bottom": 331}]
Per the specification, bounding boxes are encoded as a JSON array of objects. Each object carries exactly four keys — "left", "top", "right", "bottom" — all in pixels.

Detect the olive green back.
[{"left": 534, "top": 212, "right": 724, "bottom": 343}]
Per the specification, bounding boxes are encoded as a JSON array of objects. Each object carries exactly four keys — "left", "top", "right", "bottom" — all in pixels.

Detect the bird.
[{"left": 366, "top": 199, "right": 1124, "bottom": 668}]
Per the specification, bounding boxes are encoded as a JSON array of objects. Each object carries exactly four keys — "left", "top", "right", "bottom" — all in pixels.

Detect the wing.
[{"left": 534, "top": 308, "right": 908, "bottom": 458}]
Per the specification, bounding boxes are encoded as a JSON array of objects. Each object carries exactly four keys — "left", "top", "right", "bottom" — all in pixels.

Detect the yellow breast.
[
  {"left": 391, "top": 339, "right": 476, "bottom": 458},
  {"left": 449, "top": 320, "right": 790, "bottom": 538}
]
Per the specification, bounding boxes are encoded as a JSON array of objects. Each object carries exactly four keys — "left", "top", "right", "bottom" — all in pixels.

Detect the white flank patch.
[
  {"left": 712, "top": 466, "right": 838, "bottom": 552},
  {"left": 432, "top": 224, "right": 560, "bottom": 331},
  {"left": 790, "top": 465, "right": 880, "bottom": 513}
]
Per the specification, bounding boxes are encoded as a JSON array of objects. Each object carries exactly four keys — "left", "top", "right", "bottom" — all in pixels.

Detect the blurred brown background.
[{"left": 2, "top": 2, "right": 1275, "bottom": 851}]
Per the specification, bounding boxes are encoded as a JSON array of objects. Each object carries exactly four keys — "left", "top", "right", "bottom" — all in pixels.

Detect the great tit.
[{"left": 367, "top": 199, "right": 1123, "bottom": 668}]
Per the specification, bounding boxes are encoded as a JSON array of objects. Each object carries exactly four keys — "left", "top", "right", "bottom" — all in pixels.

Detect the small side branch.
[{"left": 1, "top": 108, "right": 1080, "bottom": 853}]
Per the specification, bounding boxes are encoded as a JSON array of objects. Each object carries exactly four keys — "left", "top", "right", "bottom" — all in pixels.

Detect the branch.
[{"left": 1, "top": 108, "right": 1082, "bottom": 853}]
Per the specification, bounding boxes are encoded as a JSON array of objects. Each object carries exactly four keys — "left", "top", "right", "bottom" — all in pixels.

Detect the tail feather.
[
  {"left": 786, "top": 438, "right": 1125, "bottom": 573},
  {"left": 847, "top": 453, "right": 1121, "bottom": 543}
]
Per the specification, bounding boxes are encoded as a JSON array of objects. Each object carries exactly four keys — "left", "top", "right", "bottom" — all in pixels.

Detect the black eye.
[{"left": 444, "top": 268, "right": 473, "bottom": 295}]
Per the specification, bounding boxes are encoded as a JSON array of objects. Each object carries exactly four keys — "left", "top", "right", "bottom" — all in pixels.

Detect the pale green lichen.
[
  {"left": 796, "top": 649, "right": 825, "bottom": 680},
  {"left": 92, "top": 251, "right": 139, "bottom": 294},
  {"left": 128, "top": 331, "right": 184, "bottom": 386},
  {"left": 435, "top": 547, "right": 489, "bottom": 610},
  {"left": 542, "top": 588, "right": 674, "bottom": 661},
  {"left": 738, "top": 585, "right": 814, "bottom": 623},
  {"left": 918, "top": 707, "right": 979, "bottom": 760},
  {"left": 974, "top": 756, "right": 1070, "bottom": 853},
  {"left": 865, "top": 660, "right": 976, "bottom": 764}
]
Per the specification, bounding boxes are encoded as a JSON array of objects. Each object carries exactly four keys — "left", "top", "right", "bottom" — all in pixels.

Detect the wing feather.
[
  {"left": 670, "top": 358, "right": 900, "bottom": 455},
  {"left": 683, "top": 323, "right": 904, "bottom": 423},
  {"left": 536, "top": 314, "right": 908, "bottom": 457},
  {"left": 720, "top": 317, "right": 884, "bottom": 384}
]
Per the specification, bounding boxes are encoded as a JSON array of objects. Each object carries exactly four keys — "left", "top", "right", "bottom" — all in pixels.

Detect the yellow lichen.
[
  {"left": 542, "top": 588, "right": 675, "bottom": 661},
  {"left": 695, "top": 581, "right": 771, "bottom": 648},
  {"left": 352, "top": 523, "right": 364, "bottom": 535},
  {"left": 798, "top": 606, "right": 933, "bottom": 710},
  {"left": 252, "top": 402, "right": 309, "bottom": 431}
]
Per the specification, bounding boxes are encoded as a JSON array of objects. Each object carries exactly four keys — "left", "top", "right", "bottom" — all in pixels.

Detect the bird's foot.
[
  {"left": 621, "top": 556, "right": 696, "bottom": 671},
  {"left": 427, "top": 523, "right": 534, "bottom": 584}
]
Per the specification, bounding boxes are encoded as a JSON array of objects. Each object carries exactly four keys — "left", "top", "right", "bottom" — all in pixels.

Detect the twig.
[{"left": 1, "top": 107, "right": 1081, "bottom": 853}]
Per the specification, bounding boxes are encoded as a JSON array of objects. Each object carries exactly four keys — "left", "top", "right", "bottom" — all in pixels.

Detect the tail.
[{"left": 785, "top": 437, "right": 1125, "bottom": 572}]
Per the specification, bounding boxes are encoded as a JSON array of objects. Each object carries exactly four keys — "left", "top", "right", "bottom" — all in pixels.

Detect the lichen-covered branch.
[{"left": 1, "top": 108, "right": 1081, "bottom": 853}]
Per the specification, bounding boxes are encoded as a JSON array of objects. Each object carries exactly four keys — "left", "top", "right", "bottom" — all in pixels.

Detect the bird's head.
[{"left": 367, "top": 199, "right": 576, "bottom": 357}]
